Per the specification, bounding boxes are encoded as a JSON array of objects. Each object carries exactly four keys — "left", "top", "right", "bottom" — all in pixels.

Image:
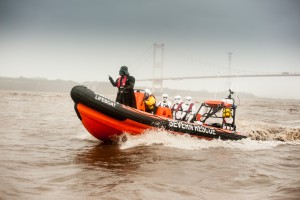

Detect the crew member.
[
  {"left": 109, "top": 66, "right": 136, "bottom": 108},
  {"left": 157, "top": 93, "right": 172, "bottom": 108},
  {"left": 181, "top": 96, "right": 196, "bottom": 122},
  {"left": 171, "top": 95, "right": 183, "bottom": 120},
  {"left": 144, "top": 89, "right": 156, "bottom": 113}
]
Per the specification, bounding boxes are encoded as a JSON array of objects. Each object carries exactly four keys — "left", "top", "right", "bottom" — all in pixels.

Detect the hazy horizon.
[{"left": 0, "top": 0, "right": 299, "bottom": 99}]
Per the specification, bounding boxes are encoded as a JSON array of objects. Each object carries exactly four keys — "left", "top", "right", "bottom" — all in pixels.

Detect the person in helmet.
[
  {"left": 109, "top": 66, "right": 136, "bottom": 108},
  {"left": 144, "top": 89, "right": 156, "bottom": 114},
  {"left": 181, "top": 96, "right": 196, "bottom": 122},
  {"left": 171, "top": 95, "right": 183, "bottom": 120},
  {"left": 157, "top": 93, "right": 172, "bottom": 108}
]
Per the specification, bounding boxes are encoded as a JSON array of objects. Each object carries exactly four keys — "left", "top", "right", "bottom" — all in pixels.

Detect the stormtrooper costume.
[
  {"left": 181, "top": 96, "right": 196, "bottom": 122},
  {"left": 171, "top": 95, "right": 183, "bottom": 120},
  {"left": 157, "top": 94, "right": 172, "bottom": 108}
]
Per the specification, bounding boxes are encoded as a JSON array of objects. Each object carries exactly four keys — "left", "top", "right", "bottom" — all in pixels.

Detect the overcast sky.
[{"left": 0, "top": 0, "right": 299, "bottom": 98}]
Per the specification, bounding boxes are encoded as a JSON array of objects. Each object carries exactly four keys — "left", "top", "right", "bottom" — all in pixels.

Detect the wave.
[
  {"left": 238, "top": 120, "right": 300, "bottom": 141},
  {"left": 120, "top": 130, "right": 300, "bottom": 151},
  {"left": 248, "top": 127, "right": 300, "bottom": 141}
]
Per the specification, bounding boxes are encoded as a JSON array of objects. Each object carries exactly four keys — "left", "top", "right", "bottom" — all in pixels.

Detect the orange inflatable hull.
[{"left": 78, "top": 103, "right": 152, "bottom": 142}]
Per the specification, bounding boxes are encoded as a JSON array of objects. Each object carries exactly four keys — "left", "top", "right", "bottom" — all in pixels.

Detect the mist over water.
[{"left": 0, "top": 90, "right": 299, "bottom": 199}]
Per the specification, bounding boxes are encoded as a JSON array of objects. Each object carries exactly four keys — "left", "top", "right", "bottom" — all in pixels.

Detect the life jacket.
[
  {"left": 185, "top": 103, "right": 194, "bottom": 113},
  {"left": 117, "top": 76, "right": 127, "bottom": 88},
  {"left": 145, "top": 95, "right": 156, "bottom": 111},
  {"left": 172, "top": 102, "right": 183, "bottom": 111}
]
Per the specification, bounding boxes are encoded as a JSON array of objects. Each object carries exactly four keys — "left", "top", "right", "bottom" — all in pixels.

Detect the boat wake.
[
  {"left": 73, "top": 120, "right": 300, "bottom": 150},
  {"left": 238, "top": 120, "right": 300, "bottom": 141},
  {"left": 120, "top": 129, "right": 300, "bottom": 151}
]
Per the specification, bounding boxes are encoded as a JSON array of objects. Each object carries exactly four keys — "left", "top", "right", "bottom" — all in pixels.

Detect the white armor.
[
  {"left": 181, "top": 96, "right": 196, "bottom": 122},
  {"left": 157, "top": 93, "right": 172, "bottom": 108},
  {"left": 171, "top": 95, "right": 183, "bottom": 120}
]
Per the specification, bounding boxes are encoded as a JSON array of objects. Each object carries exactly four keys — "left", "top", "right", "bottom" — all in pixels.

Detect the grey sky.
[{"left": 0, "top": 0, "right": 300, "bottom": 98}]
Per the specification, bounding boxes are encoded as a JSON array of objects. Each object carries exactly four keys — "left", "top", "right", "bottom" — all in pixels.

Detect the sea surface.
[{"left": 0, "top": 90, "right": 299, "bottom": 200}]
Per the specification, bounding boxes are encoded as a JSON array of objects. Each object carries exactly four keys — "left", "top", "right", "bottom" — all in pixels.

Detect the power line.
[{"left": 137, "top": 73, "right": 300, "bottom": 81}]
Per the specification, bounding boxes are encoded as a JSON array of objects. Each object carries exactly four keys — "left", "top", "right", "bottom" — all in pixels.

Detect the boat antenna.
[
  {"left": 235, "top": 72, "right": 241, "bottom": 106},
  {"left": 228, "top": 89, "right": 234, "bottom": 99}
]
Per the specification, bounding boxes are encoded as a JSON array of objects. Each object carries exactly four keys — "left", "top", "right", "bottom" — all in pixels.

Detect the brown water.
[{"left": 0, "top": 90, "right": 299, "bottom": 200}]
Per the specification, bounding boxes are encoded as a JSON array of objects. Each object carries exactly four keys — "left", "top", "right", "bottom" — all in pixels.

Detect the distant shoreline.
[
  {"left": 0, "top": 76, "right": 267, "bottom": 100},
  {"left": 0, "top": 76, "right": 117, "bottom": 94}
]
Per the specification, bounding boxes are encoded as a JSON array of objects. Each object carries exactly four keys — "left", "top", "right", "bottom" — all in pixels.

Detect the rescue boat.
[{"left": 71, "top": 85, "right": 247, "bottom": 143}]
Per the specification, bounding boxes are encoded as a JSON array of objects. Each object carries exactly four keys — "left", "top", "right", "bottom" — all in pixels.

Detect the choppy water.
[{"left": 0, "top": 90, "right": 299, "bottom": 200}]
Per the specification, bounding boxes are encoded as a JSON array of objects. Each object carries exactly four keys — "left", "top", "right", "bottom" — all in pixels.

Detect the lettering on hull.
[
  {"left": 168, "top": 120, "right": 216, "bottom": 135},
  {"left": 94, "top": 92, "right": 116, "bottom": 107}
]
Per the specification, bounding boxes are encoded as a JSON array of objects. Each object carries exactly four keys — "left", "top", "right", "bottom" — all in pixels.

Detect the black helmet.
[{"left": 119, "top": 66, "right": 129, "bottom": 76}]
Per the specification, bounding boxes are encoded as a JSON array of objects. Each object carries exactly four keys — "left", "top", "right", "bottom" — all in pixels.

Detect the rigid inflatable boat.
[{"left": 71, "top": 85, "right": 247, "bottom": 143}]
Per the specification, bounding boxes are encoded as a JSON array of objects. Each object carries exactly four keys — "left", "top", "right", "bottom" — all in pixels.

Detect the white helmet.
[
  {"left": 144, "top": 89, "right": 152, "bottom": 95},
  {"left": 185, "top": 96, "right": 192, "bottom": 104},
  {"left": 162, "top": 93, "right": 168, "bottom": 98},
  {"left": 174, "top": 95, "right": 181, "bottom": 104},
  {"left": 162, "top": 94, "right": 168, "bottom": 102},
  {"left": 185, "top": 96, "right": 192, "bottom": 100}
]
